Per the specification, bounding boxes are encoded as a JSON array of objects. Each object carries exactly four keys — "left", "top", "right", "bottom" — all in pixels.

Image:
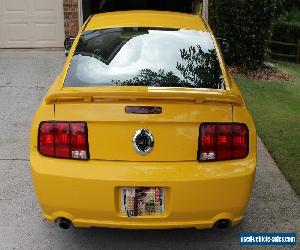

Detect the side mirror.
[{"left": 64, "top": 37, "right": 75, "bottom": 56}]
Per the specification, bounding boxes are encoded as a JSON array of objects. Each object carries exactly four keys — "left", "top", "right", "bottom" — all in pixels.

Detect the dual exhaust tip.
[
  {"left": 55, "top": 217, "right": 231, "bottom": 230},
  {"left": 56, "top": 217, "right": 72, "bottom": 230},
  {"left": 214, "top": 219, "right": 231, "bottom": 230}
]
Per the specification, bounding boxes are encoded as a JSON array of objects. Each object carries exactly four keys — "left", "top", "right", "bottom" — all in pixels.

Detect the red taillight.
[
  {"left": 199, "top": 123, "right": 248, "bottom": 161},
  {"left": 200, "top": 124, "right": 216, "bottom": 161},
  {"left": 39, "top": 123, "right": 54, "bottom": 157},
  {"left": 70, "top": 123, "right": 88, "bottom": 159},
  {"left": 232, "top": 124, "right": 248, "bottom": 159},
  {"left": 55, "top": 123, "right": 70, "bottom": 158},
  {"left": 216, "top": 124, "right": 232, "bottom": 160},
  {"left": 38, "top": 122, "right": 89, "bottom": 160}
]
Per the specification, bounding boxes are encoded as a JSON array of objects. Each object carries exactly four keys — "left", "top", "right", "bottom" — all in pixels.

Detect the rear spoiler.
[{"left": 45, "top": 89, "right": 243, "bottom": 105}]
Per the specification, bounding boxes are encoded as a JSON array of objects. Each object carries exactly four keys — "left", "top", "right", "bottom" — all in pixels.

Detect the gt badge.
[{"left": 132, "top": 129, "right": 154, "bottom": 155}]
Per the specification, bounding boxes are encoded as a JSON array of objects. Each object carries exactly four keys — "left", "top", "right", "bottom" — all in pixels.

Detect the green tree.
[
  {"left": 176, "top": 45, "right": 223, "bottom": 89},
  {"left": 114, "top": 45, "right": 224, "bottom": 89},
  {"left": 209, "top": 0, "right": 284, "bottom": 70}
]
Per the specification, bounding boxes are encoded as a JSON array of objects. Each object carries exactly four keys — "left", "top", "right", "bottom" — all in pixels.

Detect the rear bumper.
[{"left": 30, "top": 149, "right": 256, "bottom": 229}]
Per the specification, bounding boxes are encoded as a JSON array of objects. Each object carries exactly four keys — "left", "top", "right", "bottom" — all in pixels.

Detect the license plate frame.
[{"left": 121, "top": 187, "right": 165, "bottom": 217}]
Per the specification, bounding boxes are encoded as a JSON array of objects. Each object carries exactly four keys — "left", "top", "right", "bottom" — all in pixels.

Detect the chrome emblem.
[{"left": 132, "top": 129, "right": 154, "bottom": 155}]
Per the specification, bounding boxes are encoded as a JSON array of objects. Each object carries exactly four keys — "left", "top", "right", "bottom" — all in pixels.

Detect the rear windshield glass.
[{"left": 64, "top": 27, "right": 224, "bottom": 89}]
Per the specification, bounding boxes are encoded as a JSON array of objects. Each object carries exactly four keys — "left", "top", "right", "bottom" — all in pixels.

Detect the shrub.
[
  {"left": 270, "top": 8, "right": 300, "bottom": 59},
  {"left": 277, "top": 9, "right": 300, "bottom": 25},
  {"left": 282, "top": 0, "right": 300, "bottom": 11},
  {"left": 209, "top": 0, "right": 283, "bottom": 70},
  {"left": 271, "top": 21, "right": 300, "bottom": 56}
]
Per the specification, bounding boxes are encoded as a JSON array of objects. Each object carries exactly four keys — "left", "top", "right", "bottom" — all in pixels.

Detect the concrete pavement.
[{"left": 0, "top": 49, "right": 299, "bottom": 249}]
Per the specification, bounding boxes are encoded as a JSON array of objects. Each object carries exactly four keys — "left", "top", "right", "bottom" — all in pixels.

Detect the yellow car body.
[{"left": 30, "top": 11, "right": 256, "bottom": 229}]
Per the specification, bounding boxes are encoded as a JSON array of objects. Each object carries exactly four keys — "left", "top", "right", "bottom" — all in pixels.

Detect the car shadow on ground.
[{"left": 46, "top": 223, "right": 243, "bottom": 249}]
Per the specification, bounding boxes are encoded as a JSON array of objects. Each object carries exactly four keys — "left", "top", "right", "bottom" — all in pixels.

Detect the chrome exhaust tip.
[
  {"left": 56, "top": 217, "right": 72, "bottom": 230},
  {"left": 215, "top": 219, "right": 231, "bottom": 230}
]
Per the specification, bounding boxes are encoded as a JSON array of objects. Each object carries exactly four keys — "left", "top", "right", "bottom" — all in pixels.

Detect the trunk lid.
[{"left": 49, "top": 87, "right": 238, "bottom": 161}]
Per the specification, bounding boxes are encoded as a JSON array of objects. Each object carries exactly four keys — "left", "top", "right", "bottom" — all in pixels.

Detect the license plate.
[{"left": 121, "top": 187, "right": 164, "bottom": 217}]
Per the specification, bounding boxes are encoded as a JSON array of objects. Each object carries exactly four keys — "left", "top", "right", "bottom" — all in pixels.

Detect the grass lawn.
[{"left": 235, "top": 61, "right": 300, "bottom": 194}]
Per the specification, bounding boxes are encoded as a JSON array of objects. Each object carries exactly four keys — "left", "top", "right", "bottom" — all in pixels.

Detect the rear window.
[{"left": 64, "top": 27, "right": 225, "bottom": 89}]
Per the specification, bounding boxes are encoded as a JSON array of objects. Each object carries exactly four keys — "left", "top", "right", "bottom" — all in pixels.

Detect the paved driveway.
[{"left": 0, "top": 50, "right": 299, "bottom": 250}]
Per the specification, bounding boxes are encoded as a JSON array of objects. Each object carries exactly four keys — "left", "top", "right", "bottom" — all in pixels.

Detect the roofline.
[
  {"left": 89, "top": 10, "right": 200, "bottom": 18},
  {"left": 82, "top": 14, "right": 94, "bottom": 32},
  {"left": 83, "top": 10, "right": 207, "bottom": 32}
]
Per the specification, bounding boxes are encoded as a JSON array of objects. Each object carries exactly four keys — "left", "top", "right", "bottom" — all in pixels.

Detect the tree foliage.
[
  {"left": 176, "top": 46, "right": 223, "bottom": 89},
  {"left": 114, "top": 45, "right": 224, "bottom": 89},
  {"left": 209, "top": 0, "right": 284, "bottom": 70}
]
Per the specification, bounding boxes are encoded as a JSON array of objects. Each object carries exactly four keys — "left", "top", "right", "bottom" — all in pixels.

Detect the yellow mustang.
[{"left": 30, "top": 11, "right": 256, "bottom": 230}]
